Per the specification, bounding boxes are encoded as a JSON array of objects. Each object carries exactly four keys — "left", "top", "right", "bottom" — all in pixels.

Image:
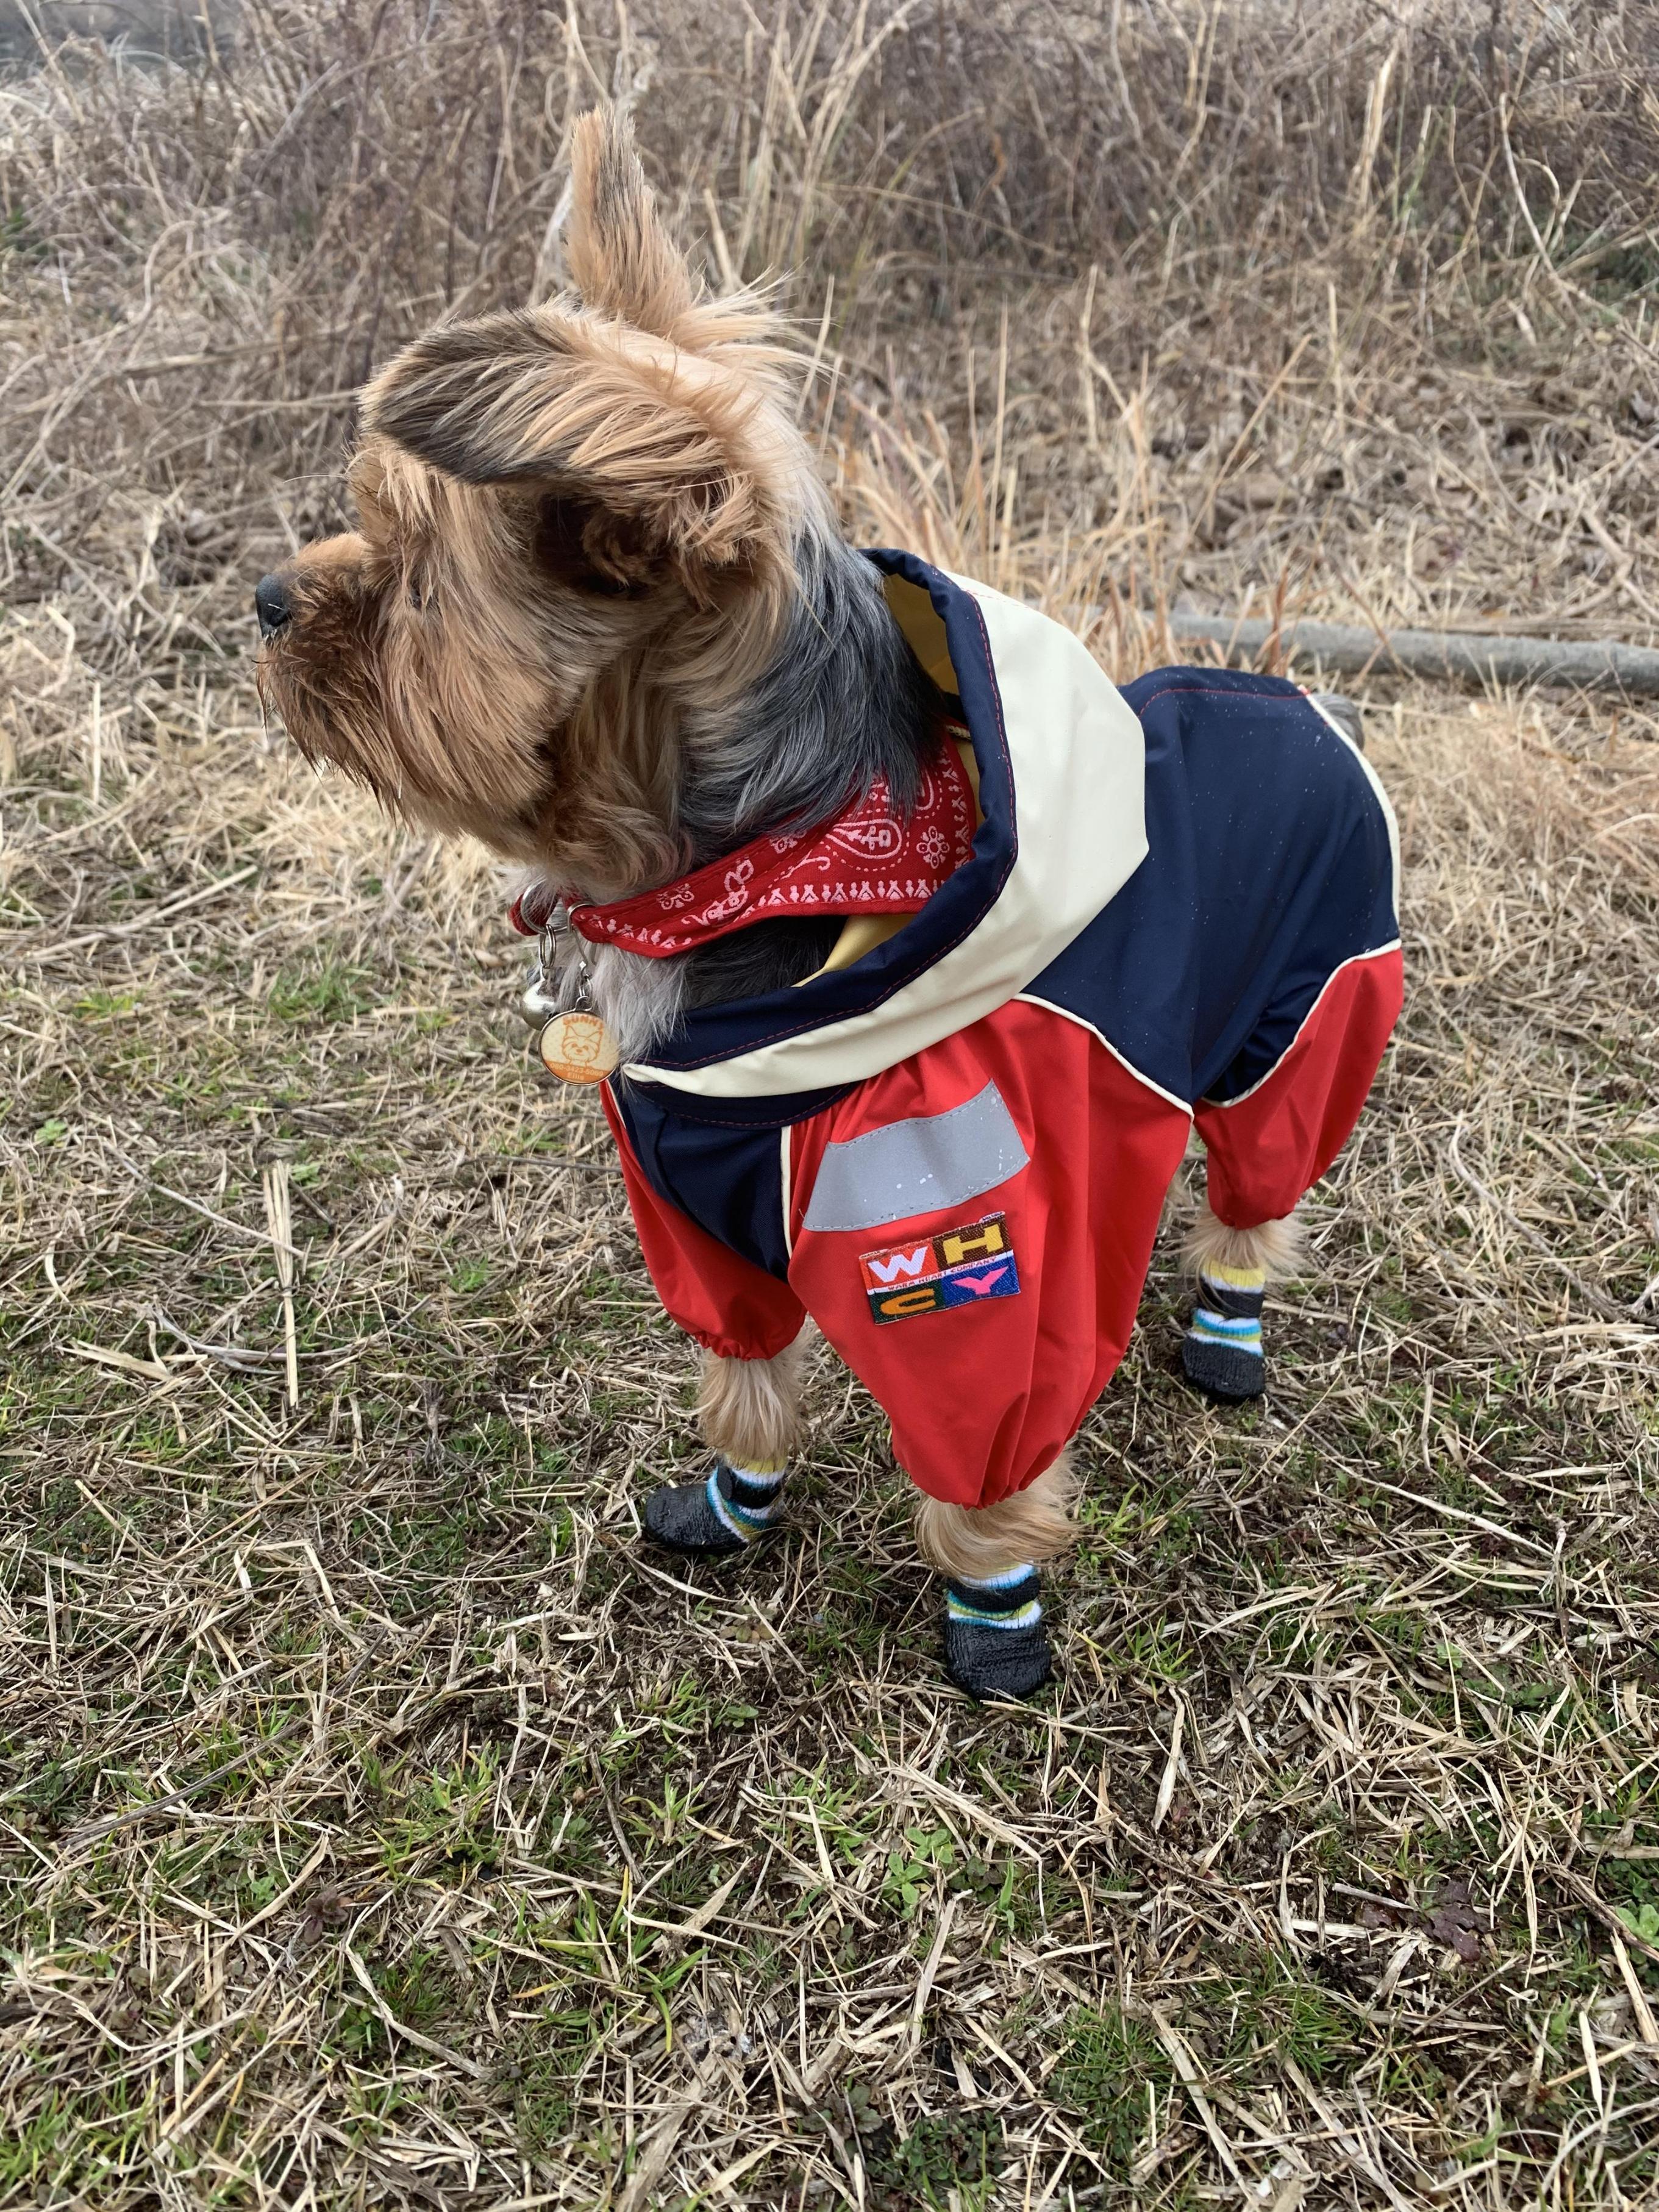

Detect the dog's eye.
[{"left": 407, "top": 581, "right": 426, "bottom": 612}]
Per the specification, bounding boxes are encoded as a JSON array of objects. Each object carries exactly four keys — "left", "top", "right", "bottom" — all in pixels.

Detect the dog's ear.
[
  {"left": 564, "top": 107, "right": 696, "bottom": 340},
  {"left": 563, "top": 105, "right": 788, "bottom": 355},
  {"left": 362, "top": 309, "right": 794, "bottom": 587}
]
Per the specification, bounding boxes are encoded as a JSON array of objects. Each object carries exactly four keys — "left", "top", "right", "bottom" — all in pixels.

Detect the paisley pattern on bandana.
[{"left": 560, "top": 731, "right": 977, "bottom": 959}]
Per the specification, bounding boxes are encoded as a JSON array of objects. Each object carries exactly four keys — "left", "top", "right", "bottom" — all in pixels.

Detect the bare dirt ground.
[{"left": 3, "top": 4, "right": 1658, "bottom": 2206}]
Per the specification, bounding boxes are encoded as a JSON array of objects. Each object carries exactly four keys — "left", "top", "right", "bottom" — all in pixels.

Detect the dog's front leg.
[
  {"left": 913, "top": 1455, "right": 1077, "bottom": 1699},
  {"left": 640, "top": 1343, "right": 804, "bottom": 1557},
  {"left": 1180, "top": 1199, "right": 1302, "bottom": 1402},
  {"left": 697, "top": 1343, "right": 804, "bottom": 1468}
]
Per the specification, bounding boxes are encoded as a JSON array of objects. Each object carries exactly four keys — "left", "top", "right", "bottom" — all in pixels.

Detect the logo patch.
[{"left": 861, "top": 1213, "right": 1021, "bottom": 1324}]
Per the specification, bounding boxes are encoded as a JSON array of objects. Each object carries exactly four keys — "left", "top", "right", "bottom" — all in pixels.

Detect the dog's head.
[{"left": 255, "top": 110, "right": 818, "bottom": 888}]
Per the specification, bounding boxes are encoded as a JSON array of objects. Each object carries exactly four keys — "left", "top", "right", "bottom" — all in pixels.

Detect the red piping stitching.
[{"left": 1129, "top": 677, "right": 1307, "bottom": 716}]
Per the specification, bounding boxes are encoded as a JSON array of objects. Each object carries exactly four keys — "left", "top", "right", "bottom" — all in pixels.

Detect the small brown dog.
[{"left": 258, "top": 109, "right": 1401, "bottom": 1699}]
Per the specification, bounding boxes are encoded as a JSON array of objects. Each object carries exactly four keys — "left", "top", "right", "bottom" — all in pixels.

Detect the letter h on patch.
[{"left": 860, "top": 1212, "right": 1021, "bottom": 1324}]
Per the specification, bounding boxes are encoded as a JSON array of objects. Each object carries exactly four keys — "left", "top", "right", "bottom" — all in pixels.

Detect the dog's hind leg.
[
  {"left": 641, "top": 1343, "right": 804, "bottom": 1558},
  {"left": 697, "top": 1343, "right": 804, "bottom": 1468},
  {"left": 1180, "top": 1199, "right": 1303, "bottom": 1402},
  {"left": 913, "top": 1454, "right": 1078, "bottom": 1700},
  {"left": 913, "top": 1456, "right": 1078, "bottom": 1580}
]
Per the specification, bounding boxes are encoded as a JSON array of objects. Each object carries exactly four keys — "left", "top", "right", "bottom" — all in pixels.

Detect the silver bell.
[{"left": 518, "top": 963, "right": 565, "bottom": 1030}]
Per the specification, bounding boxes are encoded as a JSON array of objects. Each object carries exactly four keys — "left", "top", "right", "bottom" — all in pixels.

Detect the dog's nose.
[{"left": 254, "top": 573, "right": 293, "bottom": 638}]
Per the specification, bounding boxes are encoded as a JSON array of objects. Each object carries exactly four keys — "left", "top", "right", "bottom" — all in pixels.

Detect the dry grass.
[{"left": 3, "top": 3, "right": 1659, "bottom": 2206}]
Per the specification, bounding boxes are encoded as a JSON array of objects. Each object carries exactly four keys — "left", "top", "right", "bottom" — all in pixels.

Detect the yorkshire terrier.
[{"left": 257, "top": 109, "right": 1401, "bottom": 1700}]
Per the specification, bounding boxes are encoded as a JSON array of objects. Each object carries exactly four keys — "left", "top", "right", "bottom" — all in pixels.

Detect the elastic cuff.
[{"left": 684, "top": 1325, "right": 805, "bottom": 1365}]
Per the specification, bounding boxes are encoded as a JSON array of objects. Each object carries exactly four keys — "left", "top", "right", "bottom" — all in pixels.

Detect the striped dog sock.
[
  {"left": 643, "top": 1457, "right": 787, "bottom": 1557},
  {"left": 943, "top": 1564, "right": 1052, "bottom": 1700},
  {"left": 1182, "top": 1260, "right": 1266, "bottom": 1400}
]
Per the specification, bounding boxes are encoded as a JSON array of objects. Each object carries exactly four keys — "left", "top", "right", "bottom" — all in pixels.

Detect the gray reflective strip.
[{"left": 802, "top": 1082, "right": 1029, "bottom": 1234}]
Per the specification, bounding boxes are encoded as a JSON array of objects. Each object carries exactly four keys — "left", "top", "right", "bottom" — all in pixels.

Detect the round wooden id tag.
[{"left": 538, "top": 1010, "right": 619, "bottom": 1085}]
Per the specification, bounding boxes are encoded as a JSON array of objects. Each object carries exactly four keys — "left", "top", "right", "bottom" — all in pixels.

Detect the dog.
[{"left": 256, "top": 108, "right": 1402, "bottom": 1700}]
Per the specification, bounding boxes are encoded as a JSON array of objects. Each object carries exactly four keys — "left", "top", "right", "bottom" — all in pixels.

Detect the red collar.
[{"left": 511, "top": 729, "right": 976, "bottom": 958}]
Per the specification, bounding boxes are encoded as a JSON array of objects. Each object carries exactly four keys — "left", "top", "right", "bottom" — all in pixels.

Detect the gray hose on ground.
[{"left": 1166, "top": 613, "right": 1659, "bottom": 696}]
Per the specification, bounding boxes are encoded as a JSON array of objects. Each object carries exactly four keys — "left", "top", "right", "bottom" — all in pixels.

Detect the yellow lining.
[
  {"left": 883, "top": 574, "right": 961, "bottom": 691},
  {"left": 802, "top": 566, "right": 972, "bottom": 986},
  {"left": 808, "top": 912, "right": 907, "bottom": 976}
]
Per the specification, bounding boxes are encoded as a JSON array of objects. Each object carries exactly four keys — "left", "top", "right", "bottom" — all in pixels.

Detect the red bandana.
[{"left": 513, "top": 732, "right": 977, "bottom": 958}]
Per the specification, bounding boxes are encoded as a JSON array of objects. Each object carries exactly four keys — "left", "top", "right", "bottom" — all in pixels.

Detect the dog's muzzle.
[{"left": 254, "top": 573, "right": 293, "bottom": 638}]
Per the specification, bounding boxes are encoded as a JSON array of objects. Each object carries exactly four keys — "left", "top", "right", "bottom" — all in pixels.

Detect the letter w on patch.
[
  {"left": 865, "top": 1244, "right": 932, "bottom": 1286},
  {"left": 861, "top": 1213, "right": 1021, "bottom": 1324}
]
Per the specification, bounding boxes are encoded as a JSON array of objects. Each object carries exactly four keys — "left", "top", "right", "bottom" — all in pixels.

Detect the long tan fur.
[
  {"left": 1183, "top": 1197, "right": 1304, "bottom": 1280},
  {"left": 257, "top": 107, "right": 820, "bottom": 897},
  {"left": 698, "top": 1343, "right": 804, "bottom": 1468},
  {"left": 913, "top": 1454, "right": 1079, "bottom": 1580},
  {"left": 564, "top": 109, "right": 697, "bottom": 340}
]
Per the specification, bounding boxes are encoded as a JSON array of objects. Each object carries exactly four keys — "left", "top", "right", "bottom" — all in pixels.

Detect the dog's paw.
[
  {"left": 1183, "top": 1269, "right": 1266, "bottom": 1400},
  {"left": 642, "top": 1461, "right": 781, "bottom": 1557},
  {"left": 944, "top": 1614, "right": 1054, "bottom": 1700},
  {"left": 1180, "top": 1330, "right": 1266, "bottom": 1402}
]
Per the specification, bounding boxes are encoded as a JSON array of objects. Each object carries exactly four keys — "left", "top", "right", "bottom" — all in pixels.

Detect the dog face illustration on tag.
[{"left": 538, "top": 1011, "right": 619, "bottom": 1085}]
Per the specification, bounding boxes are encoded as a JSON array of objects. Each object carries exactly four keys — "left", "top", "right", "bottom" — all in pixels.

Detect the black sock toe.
[
  {"left": 1181, "top": 1333, "right": 1265, "bottom": 1401},
  {"left": 944, "top": 1617, "right": 1054, "bottom": 1700},
  {"left": 642, "top": 1473, "right": 749, "bottom": 1557}
]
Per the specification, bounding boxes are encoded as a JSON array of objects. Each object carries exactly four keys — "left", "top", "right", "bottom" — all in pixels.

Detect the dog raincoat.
[{"left": 601, "top": 554, "right": 1403, "bottom": 1510}]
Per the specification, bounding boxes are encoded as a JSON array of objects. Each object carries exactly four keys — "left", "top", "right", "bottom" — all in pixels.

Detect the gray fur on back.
[
  {"left": 1306, "top": 691, "right": 1365, "bottom": 751},
  {"left": 555, "top": 532, "right": 941, "bottom": 1063}
]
